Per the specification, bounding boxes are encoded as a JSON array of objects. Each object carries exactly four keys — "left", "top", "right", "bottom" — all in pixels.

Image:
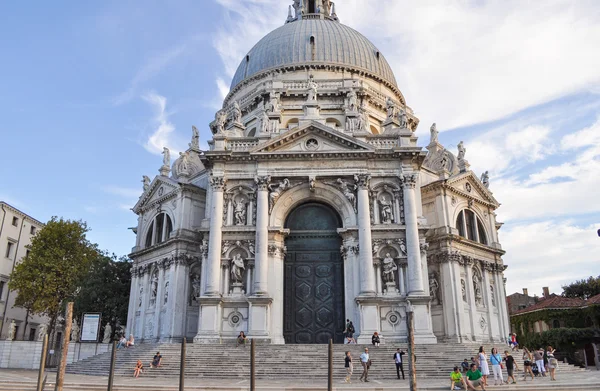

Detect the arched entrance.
[{"left": 283, "top": 203, "right": 345, "bottom": 344}]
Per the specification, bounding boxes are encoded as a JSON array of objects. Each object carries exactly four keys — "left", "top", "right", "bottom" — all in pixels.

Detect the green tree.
[
  {"left": 73, "top": 253, "right": 131, "bottom": 341},
  {"left": 562, "top": 275, "right": 600, "bottom": 299},
  {"left": 9, "top": 217, "right": 98, "bottom": 335}
]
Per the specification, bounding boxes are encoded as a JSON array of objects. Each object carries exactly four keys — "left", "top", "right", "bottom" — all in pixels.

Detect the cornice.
[
  {"left": 430, "top": 233, "right": 505, "bottom": 256},
  {"left": 128, "top": 236, "right": 200, "bottom": 259},
  {"left": 0, "top": 202, "right": 45, "bottom": 227}
]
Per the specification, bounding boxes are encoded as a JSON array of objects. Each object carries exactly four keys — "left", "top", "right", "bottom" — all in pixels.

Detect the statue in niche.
[
  {"left": 151, "top": 273, "right": 158, "bottom": 303},
  {"left": 346, "top": 89, "right": 358, "bottom": 112},
  {"left": 260, "top": 109, "right": 270, "bottom": 133},
  {"left": 481, "top": 171, "right": 490, "bottom": 188},
  {"left": 382, "top": 253, "right": 397, "bottom": 283},
  {"left": 162, "top": 147, "right": 170, "bottom": 167},
  {"left": 164, "top": 281, "right": 169, "bottom": 304},
  {"left": 359, "top": 102, "right": 370, "bottom": 131},
  {"left": 307, "top": 75, "right": 318, "bottom": 101},
  {"left": 103, "top": 324, "right": 112, "bottom": 343},
  {"left": 398, "top": 108, "right": 409, "bottom": 129},
  {"left": 335, "top": 178, "right": 357, "bottom": 212},
  {"left": 473, "top": 274, "right": 483, "bottom": 306},
  {"left": 457, "top": 141, "right": 466, "bottom": 161},
  {"left": 138, "top": 286, "right": 143, "bottom": 308},
  {"left": 430, "top": 123, "right": 439, "bottom": 143},
  {"left": 231, "top": 101, "right": 242, "bottom": 124},
  {"left": 231, "top": 253, "right": 245, "bottom": 283},
  {"left": 7, "top": 320, "right": 16, "bottom": 341},
  {"left": 36, "top": 324, "right": 47, "bottom": 341},
  {"left": 71, "top": 319, "right": 80, "bottom": 342},
  {"left": 142, "top": 175, "right": 151, "bottom": 192},
  {"left": 490, "top": 285, "right": 496, "bottom": 307},
  {"left": 266, "top": 91, "right": 281, "bottom": 113},
  {"left": 398, "top": 239, "right": 407, "bottom": 256},
  {"left": 178, "top": 152, "right": 190, "bottom": 175},
  {"left": 190, "top": 125, "right": 200, "bottom": 149},
  {"left": 234, "top": 198, "right": 247, "bottom": 225},
  {"left": 372, "top": 241, "right": 380, "bottom": 255},
  {"left": 190, "top": 275, "right": 201, "bottom": 303},
  {"left": 461, "top": 279, "right": 467, "bottom": 302},
  {"left": 379, "top": 195, "right": 394, "bottom": 224},
  {"left": 386, "top": 97, "right": 396, "bottom": 119},
  {"left": 268, "top": 178, "right": 290, "bottom": 212},
  {"left": 215, "top": 110, "right": 226, "bottom": 133},
  {"left": 429, "top": 273, "right": 440, "bottom": 304}
]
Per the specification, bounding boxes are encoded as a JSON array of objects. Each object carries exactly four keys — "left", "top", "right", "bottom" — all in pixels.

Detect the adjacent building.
[
  {"left": 0, "top": 202, "right": 47, "bottom": 340},
  {"left": 126, "top": 1, "right": 510, "bottom": 345}
]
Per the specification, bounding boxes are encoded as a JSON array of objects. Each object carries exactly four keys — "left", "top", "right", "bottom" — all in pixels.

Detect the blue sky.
[{"left": 1, "top": 0, "right": 599, "bottom": 295}]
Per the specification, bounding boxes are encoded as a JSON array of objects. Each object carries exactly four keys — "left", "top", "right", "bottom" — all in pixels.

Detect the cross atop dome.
[{"left": 287, "top": 0, "right": 339, "bottom": 24}]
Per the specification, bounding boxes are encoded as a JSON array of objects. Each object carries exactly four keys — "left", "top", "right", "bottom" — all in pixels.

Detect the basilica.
[{"left": 126, "top": 0, "right": 510, "bottom": 345}]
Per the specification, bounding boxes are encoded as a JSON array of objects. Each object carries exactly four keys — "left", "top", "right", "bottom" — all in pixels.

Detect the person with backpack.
[
  {"left": 346, "top": 321, "right": 356, "bottom": 344},
  {"left": 394, "top": 348, "right": 405, "bottom": 379}
]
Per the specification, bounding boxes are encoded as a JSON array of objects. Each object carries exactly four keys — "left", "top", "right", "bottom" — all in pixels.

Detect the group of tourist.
[{"left": 449, "top": 345, "right": 558, "bottom": 390}]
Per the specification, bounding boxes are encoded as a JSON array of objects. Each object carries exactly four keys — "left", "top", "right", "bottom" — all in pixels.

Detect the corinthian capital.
[
  {"left": 401, "top": 173, "right": 418, "bottom": 189},
  {"left": 354, "top": 174, "right": 371, "bottom": 190},
  {"left": 254, "top": 175, "right": 271, "bottom": 191},
  {"left": 210, "top": 175, "right": 227, "bottom": 191}
]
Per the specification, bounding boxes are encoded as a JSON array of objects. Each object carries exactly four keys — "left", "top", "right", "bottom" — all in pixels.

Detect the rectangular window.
[
  {"left": 29, "top": 328, "right": 36, "bottom": 341},
  {"left": 30, "top": 226, "right": 36, "bottom": 235},
  {"left": 465, "top": 210, "right": 476, "bottom": 241},
  {"left": 11, "top": 217, "right": 18, "bottom": 226},
  {"left": 5, "top": 241, "right": 14, "bottom": 258},
  {"left": 0, "top": 281, "right": 5, "bottom": 300}
]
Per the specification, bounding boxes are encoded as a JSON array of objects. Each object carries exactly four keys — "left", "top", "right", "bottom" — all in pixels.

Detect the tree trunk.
[
  {"left": 23, "top": 309, "right": 30, "bottom": 341},
  {"left": 55, "top": 303, "right": 73, "bottom": 391}
]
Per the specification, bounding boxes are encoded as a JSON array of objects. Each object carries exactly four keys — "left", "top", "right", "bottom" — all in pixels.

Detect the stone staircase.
[{"left": 64, "top": 342, "right": 586, "bottom": 380}]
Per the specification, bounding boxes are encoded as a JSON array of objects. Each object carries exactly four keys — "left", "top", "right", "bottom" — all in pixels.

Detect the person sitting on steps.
[
  {"left": 371, "top": 332, "right": 380, "bottom": 347},
  {"left": 236, "top": 331, "right": 248, "bottom": 347},
  {"left": 450, "top": 366, "right": 468, "bottom": 390},
  {"left": 134, "top": 360, "right": 143, "bottom": 378},
  {"left": 150, "top": 351, "right": 162, "bottom": 368}
]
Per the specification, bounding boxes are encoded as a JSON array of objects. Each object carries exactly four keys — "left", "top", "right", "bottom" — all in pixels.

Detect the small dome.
[{"left": 230, "top": 18, "right": 398, "bottom": 91}]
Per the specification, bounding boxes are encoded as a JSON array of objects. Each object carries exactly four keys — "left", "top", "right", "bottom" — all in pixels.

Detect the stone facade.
[{"left": 126, "top": 1, "right": 509, "bottom": 345}]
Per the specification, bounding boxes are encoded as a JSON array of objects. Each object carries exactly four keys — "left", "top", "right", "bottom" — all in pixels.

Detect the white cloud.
[
  {"left": 142, "top": 91, "right": 186, "bottom": 156},
  {"left": 502, "top": 220, "right": 600, "bottom": 295}
]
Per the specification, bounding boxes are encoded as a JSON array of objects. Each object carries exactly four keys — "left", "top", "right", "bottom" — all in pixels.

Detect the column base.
[
  {"left": 408, "top": 295, "right": 438, "bottom": 345},
  {"left": 248, "top": 296, "right": 273, "bottom": 340},
  {"left": 195, "top": 296, "right": 223, "bottom": 343}
]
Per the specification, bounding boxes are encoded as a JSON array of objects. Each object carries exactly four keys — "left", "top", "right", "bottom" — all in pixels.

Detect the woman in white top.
[
  {"left": 126, "top": 334, "right": 135, "bottom": 348},
  {"left": 477, "top": 346, "right": 490, "bottom": 386}
]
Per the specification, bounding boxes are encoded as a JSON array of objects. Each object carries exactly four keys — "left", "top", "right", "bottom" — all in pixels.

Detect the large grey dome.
[{"left": 230, "top": 19, "right": 398, "bottom": 90}]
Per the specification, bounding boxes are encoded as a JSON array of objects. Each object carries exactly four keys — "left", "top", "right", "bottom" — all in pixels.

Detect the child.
[{"left": 504, "top": 351, "right": 519, "bottom": 384}]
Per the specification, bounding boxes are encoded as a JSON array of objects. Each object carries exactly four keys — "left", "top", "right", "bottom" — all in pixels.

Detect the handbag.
[{"left": 367, "top": 359, "right": 372, "bottom": 368}]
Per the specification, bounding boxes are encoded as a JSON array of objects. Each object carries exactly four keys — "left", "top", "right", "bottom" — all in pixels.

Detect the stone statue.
[
  {"left": 346, "top": 89, "right": 358, "bottom": 112},
  {"left": 231, "top": 253, "right": 245, "bottom": 283},
  {"left": 162, "top": 147, "right": 170, "bottom": 167},
  {"left": 386, "top": 97, "right": 396, "bottom": 119},
  {"left": 359, "top": 102, "right": 370, "bottom": 131},
  {"left": 323, "top": 0, "right": 332, "bottom": 15},
  {"left": 461, "top": 279, "right": 467, "bottom": 302},
  {"left": 164, "top": 281, "right": 169, "bottom": 305},
  {"left": 260, "top": 109, "right": 270, "bottom": 133},
  {"left": 372, "top": 241, "right": 380, "bottom": 255},
  {"left": 178, "top": 152, "right": 190, "bottom": 175},
  {"left": 215, "top": 110, "right": 226, "bottom": 133},
  {"left": 382, "top": 253, "right": 397, "bottom": 283},
  {"left": 398, "top": 108, "right": 408, "bottom": 129},
  {"left": 473, "top": 275, "right": 483, "bottom": 306},
  {"left": 7, "top": 320, "right": 16, "bottom": 341},
  {"left": 231, "top": 101, "right": 242, "bottom": 124},
  {"left": 336, "top": 178, "right": 357, "bottom": 212},
  {"left": 440, "top": 152, "right": 449, "bottom": 170},
  {"left": 222, "top": 240, "right": 233, "bottom": 255},
  {"left": 151, "top": 273, "right": 159, "bottom": 303},
  {"left": 248, "top": 241, "right": 255, "bottom": 255},
  {"left": 481, "top": 171, "right": 490, "bottom": 188},
  {"left": 138, "top": 287, "right": 143, "bottom": 308},
  {"left": 71, "top": 319, "right": 80, "bottom": 342},
  {"left": 490, "top": 285, "right": 496, "bottom": 307},
  {"left": 307, "top": 76, "right": 318, "bottom": 102},
  {"left": 102, "top": 323, "right": 112, "bottom": 343},
  {"left": 142, "top": 175, "right": 151, "bottom": 191},
  {"left": 429, "top": 273, "right": 440, "bottom": 304},
  {"left": 399, "top": 239, "right": 407, "bottom": 256},
  {"left": 457, "top": 141, "right": 466, "bottom": 161},
  {"left": 379, "top": 195, "right": 394, "bottom": 224},
  {"left": 234, "top": 198, "right": 247, "bottom": 225},
  {"left": 430, "top": 123, "right": 439, "bottom": 143},
  {"left": 36, "top": 324, "right": 47, "bottom": 341},
  {"left": 268, "top": 178, "right": 290, "bottom": 212},
  {"left": 190, "top": 275, "right": 201, "bottom": 303},
  {"left": 190, "top": 125, "right": 200, "bottom": 149}
]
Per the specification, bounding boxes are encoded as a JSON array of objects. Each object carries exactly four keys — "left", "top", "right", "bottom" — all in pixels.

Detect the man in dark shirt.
[
  {"left": 394, "top": 348, "right": 405, "bottom": 379},
  {"left": 504, "top": 351, "right": 519, "bottom": 384}
]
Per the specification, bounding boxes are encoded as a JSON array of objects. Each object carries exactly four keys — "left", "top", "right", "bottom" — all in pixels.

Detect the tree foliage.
[
  {"left": 562, "top": 275, "right": 600, "bottom": 299},
  {"left": 73, "top": 253, "right": 131, "bottom": 339},
  {"left": 9, "top": 217, "right": 98, "bottom": 330}
]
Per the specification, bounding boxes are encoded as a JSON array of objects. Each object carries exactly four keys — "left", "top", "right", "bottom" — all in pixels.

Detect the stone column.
[
  {"left": 222, "top": 261, "right": 230, "bottom": 296},
  {"left": 126, "top": 269, "right": 139, "bottom": 338},
  {"left": 138, "top": 267, "right": 150, "bottom": 340},
  {"left": 254, "top": 176, "right": 270, "bottom": 296},
  {"left": 167, "top": 256, "right": 190, "bottom": 342},
  {"left": 356, "top": 174, "right": 376, "bottom": 295},
  {"left": 152, "top": 260, "right": 166, "bottom": 340},
  {"left": 205, "top": 176, "right": 226, "bottom": 296},
  {"left": 464, "top": 262, "right": 477, "bottom": 340},
  {"left": 268, "top": 238, "right": 287, "bottom": 344},
  {"left": 374, "top": 262, "right": 382, "bottom": 295},
  {"left": 402, "top": 174, "right": 425, "bottom": 295},
  {"left": 398, "top": 265, "right": 406, "bottom": 296}
]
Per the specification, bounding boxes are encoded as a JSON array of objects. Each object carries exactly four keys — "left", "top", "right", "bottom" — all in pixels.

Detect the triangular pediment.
[
  {"left": 447, "top": 172, "right": 499, "bottom": 207},
  {"left": 250, "top": 121, "right": 374, "bottom": 154},
  {"left": 133, "top": 176, "right": 180, "bottom": 214}
]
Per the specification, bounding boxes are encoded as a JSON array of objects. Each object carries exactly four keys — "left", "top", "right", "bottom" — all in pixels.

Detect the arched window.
[
  {"left": 455, "top": 209, "right": 488, "bottom": 245},
  {"left": 552, "top": 319, "right": 561, "bottom": 329},
  {"left": 144, "top": 213, "right": 173, "bottom": 248}
]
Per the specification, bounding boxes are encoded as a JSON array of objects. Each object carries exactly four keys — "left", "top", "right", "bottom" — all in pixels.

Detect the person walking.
[
  {"left": 547, "top": 346, "right": 558, "bottom": 381},
  {"left": 490, "top": 348, "right": 504, "bottom": 385},
  {"left": 359, "top": 347, "right": 370, "bottom": 382},
  {"left": 533, "top": 347, "right": 546, "bottom": 377},
  {"left": 394, "top": 348, "right": 405, "bottom": 380},
  {"left": 371, "top": 332, "right": 380, "bottom": 347},
  {"left": 503, "top": 350, "right": 519, "bottom": 384},
  {"left": 344, "top": 351, "right": 353, "bottom": 383},
  {"left": 477, "top": 346, "right": 490, "bottom": 387},
  {"left": 522, "top": 348, "right": 535, "bottom": 381}
]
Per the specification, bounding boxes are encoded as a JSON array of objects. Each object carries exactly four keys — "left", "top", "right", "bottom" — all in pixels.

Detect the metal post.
[
  {"left": 36, "top": 334, "right": 49, "bottom": 391},
  {"left": 179, "top": 338, "right": 186, "bottom": 391},
  {"left": 107, "top": 341, "right": 117, "bottom": 391},
  {"left": 250, "top": 338, "right": 256, "bottom": 391},
  {"left": 407, "top": 309, "right": 417, "bottom": 391},
  {"left": 328, "top": 339, "right": 333, "bottom": 391},
  {"left": 55, "top": 302, "right": 74, "bottom": 391}
]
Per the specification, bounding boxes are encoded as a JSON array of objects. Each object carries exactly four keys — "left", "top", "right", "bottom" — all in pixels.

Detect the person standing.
[
  {"left": 546, "top": 346, "right": 558, "bottom": 381},
  {"left": 477, "top": 346, "right": 490, "bottom": 387},
  {"left": 503, "top": 350, "right": 519, "bottom": 384},
  {"left": 522, "top": 348, "right": 534, "bottom": 381},
  {"left": 344, "top": 351, "right": 353, "bottom": 383},
  {"left": 533, "top": 348, "right": 546, "bottom": 377},
  {"left": 359, "top": 347, "right": 370, "bottom": 382},
  {"left": 394, "top": 348, "right": 405, "bottom": 380},
  {"left": 489, "top": 348, "right": 504, "bottom": 385}
]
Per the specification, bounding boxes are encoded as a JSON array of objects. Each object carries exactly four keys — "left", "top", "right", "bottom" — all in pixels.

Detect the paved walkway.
[{"left": 1, "top": 368, "right": 599, "bottom": 390}]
